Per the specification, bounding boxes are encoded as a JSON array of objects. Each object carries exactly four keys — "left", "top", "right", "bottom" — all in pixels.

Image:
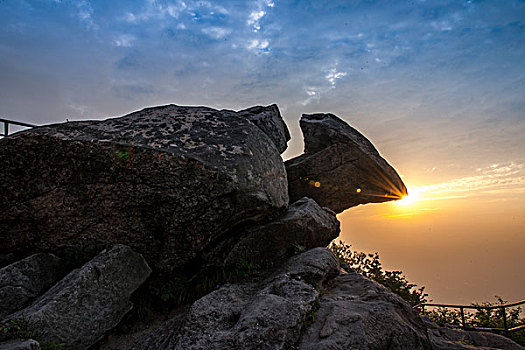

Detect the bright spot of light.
[{"left": 396, "top": 188, "right": 420, "bottom": 207}]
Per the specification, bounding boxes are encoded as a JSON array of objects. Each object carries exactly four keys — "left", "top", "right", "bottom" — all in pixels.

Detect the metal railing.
[
  {"left": 417, "top": 299, "right": 525, "bottom": 333},
  {"left": 0, "top": 118, "right": 36, "bottom": 137}
]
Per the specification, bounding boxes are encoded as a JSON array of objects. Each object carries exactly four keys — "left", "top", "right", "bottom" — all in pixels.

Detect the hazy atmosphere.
[{"left": 1, "top": 0, "right": 524, "bottom": 304}]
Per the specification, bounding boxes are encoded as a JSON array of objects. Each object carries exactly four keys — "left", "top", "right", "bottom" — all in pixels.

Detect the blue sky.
[
  {"left": 1, "top": 1, "right": 524, "bottom": 172},
  {"left": 1, "top": 0, "right": 525, "bottom": 302}
]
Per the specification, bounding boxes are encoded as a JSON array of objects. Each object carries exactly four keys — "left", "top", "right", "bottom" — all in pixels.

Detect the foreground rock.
[
  {"left": 286, "top": 113, "right": 407, "bottom": 213},
  {"left": 298, "top": 270, "right": 432, "bottom": 349},
  {"left": 132, "top": 248, "right": 339, "bottom": 350},
  {"left": 298, "top": 267, "right": 524, "bottom": 350},
  {"left": 7, "top": 245, "right": 151, "bottom": 350},
  {"left": 0, "top": 254, "right": 65, "bottom": 319},
  {"left": 0, "top": 339, "right": 40, "bottom": 350},
  {"left": 206, "top": 197, "right": 340, "bottom": 266},
  {"left": 423, "top": 317, "right": 524, "bottom": 349},
  {"left": 0, "top": 105, "right": 288, "bottom": 273}
]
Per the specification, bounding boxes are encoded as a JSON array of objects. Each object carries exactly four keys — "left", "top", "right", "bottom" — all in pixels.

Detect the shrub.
[{"left": 329, "top": 240, "right": 428, "bottom": 307}]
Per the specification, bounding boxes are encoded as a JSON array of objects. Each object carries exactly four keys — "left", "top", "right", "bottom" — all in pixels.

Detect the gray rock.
[
  {"left": 207, "top": 197, "right": 340, "bottom": 266},
  {"left": 238, "top": 104, "right": 290, "bottom": 154},
  {"left": 0, "top": 254, "right": 65, "bottom": 319},
  {"left": 421, "top": 316, "right": 524, "bottom": 349},
  {"left": 297, "top": 270, "right": 432, "bottom": 350},
  {"left": 0, "top": 105, "right": 288, "bottom": 274},
  {"left": 286, "top": 113, "right": 407, "bottom": 213},
  {"left": 0, "top": 339, "right": 40, "bottom": 350},
  {"left": 8, "top": 245, "right": 151, "bottom": 350},
  {"left": 134, "top": 248, "right": 339, "bottom": 350}
]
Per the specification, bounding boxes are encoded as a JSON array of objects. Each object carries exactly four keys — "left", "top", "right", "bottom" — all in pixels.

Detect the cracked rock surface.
[
  {"left": 131, "top": 248, "right": 339, "bottom": 350},
  {"left": 0, "top": 105, "right": 288, "bottom": 274},
  {"left": 7, "top": 245, "right": 151, "bottom": 350},
  {"left": 0, "top": 253, "right": 65, "bottom": 319}
]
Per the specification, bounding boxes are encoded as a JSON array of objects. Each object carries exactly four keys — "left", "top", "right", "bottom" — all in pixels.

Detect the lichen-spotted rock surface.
[{"left": 0, "top": 105, "right": 289, "bottom": 274}]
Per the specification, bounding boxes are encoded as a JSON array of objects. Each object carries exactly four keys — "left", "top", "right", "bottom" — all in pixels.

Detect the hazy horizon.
[{"left": 1, "top": 0, "right": 524, "bottom": 304}]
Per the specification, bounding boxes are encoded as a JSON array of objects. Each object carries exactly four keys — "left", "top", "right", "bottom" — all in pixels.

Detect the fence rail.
[
  {"left": 417, "top": 299, "right": 525, "bottom": 333},
  {"left": 0, "top": 118, "right": 36, "bottom": 137}
]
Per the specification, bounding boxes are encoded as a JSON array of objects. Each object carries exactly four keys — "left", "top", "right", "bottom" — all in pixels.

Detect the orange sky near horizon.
[{"left": 337, "top": 161, "right": 525, "bottom": 304}]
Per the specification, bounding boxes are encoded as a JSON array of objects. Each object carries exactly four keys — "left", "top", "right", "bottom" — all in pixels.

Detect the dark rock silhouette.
[
  {"left": 286, "top": 113, "right": 407, "bottom": 213},
  {"left": 0, "top": 105, "right": 288, "bottom": 274},
  {"left": 206, "top": 197, "right": 339, "bottom": 267},
  {"left": 0, "top": 253, "right": 65, "bottom": 319},
  {"left": 0, "top": 104, "right": 519, "bottom": 350}
]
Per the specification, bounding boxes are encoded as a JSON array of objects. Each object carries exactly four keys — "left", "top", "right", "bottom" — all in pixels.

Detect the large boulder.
[
  {"left": 206, "top": 197, "right": 340, "bottom": 266},
  {"left": 297, "top": 270, "right": 432, "bottom": 349},
  {"left": 285, "top": 113, "right": 407, "bottom": 213},
  {"left": 237, "top": 104, "right": 290, "bottom": 154},
  {"left": 0, "top": 253, "right": 66, "bottom": 319},
  {"left": 0, "top": 105, "right": 289, "bottom": 273},
  {"left": 132, "top": 248, "right": 339, "bottom": 350},
  {"left": 7, "top": 245, "right": 151, "bottom": 350}
]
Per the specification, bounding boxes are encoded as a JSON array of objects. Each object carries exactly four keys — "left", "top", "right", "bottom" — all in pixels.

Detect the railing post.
[
  {"left": 3, "top": 121, "right": 8, "bottom": 137},
  {"left": 502, "top": 306, "right": 508, "bottom": 333},
  {"left": 460, "top": 307, "right": 466, "bottom": 329}
]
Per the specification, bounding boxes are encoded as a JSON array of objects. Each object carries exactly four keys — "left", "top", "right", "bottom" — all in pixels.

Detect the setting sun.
[{"left": 396, "top": 189, "right": 419, "bottom": 207}]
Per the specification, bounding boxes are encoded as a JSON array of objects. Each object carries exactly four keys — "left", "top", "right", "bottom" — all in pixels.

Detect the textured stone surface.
[
  {"left": 422, "top": 316, "right": 524, "bottom": 350},
  {"left": 0, "top": 253, "right": 65, "bottom": 319},
  {"left": 0, "top": 339, "right": 40, "bottom": 350},
  {"left": 207, "top": 197, "right": 340, "bottom": 266},
  {"left": 9, "top": 245, "right": 151, "bottom": 350},
  {"left": 238, "top": 104, "right": 290, "bottom": 154},
  {"left": 133, "top": 248, "right": 339, "bottom": 350},
  {"left": 286, "top": 113, "right": 407, "bottom": 213},
  {"left": 297, "top": 270, "right": 432, "bottom": 350},
  {"left": 0, "top": 105, "right": 288, "bottom": 273}
]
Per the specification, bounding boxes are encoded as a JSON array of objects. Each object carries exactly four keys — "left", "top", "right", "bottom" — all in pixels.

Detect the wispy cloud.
[
  {"left": 202, "top": 26, "right": 231, "bottom": 40},
  {"left": 246, "top": 39, "right": 270, "bottom": 54},
  {"left": 246, "top": 0, "right": 274, "bottom": 32},
  {"left": 122, "top": 0, "right": 228, "bottom": 24},
  {"left": 325, "top": 67, "right": 347, "bottom": 86},
  {"left": 247, "top": 10, "right": 266, "bottom": 32},
  {"left": 113, "top": 34, "right": 136, "bottom": 47},
  {"left": 301, "top": 63, "right": 347, "bottom": 105},
  {"left": 415, "top": 162, "right": 525, "bottom": 197},
  {"left": 74, "top": 0, "right": 98, "bottom": 30}
]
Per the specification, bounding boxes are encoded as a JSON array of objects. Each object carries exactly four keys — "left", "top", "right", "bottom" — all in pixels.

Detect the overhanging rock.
[{"left": 285, "top": 113, "right": 407, "bottom": 213}]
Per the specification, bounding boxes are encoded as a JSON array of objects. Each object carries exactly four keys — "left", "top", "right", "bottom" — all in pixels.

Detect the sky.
[{"left": 1, "top": 0, "right": 524, "bottom": 304}]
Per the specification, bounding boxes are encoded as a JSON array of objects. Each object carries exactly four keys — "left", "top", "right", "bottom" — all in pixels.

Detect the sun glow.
[{"left": 396, "top": 189, "right": 420, "bottom": 207}]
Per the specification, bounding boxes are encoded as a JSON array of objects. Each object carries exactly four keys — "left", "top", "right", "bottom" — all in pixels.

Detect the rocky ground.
[{"left": 0, "top": 104, "right": 521, "bottom": 349}]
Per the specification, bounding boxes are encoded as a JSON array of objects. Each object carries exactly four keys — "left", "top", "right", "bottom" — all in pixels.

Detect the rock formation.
[
  {"left": 286, "top": 113, "right": 408, "bottom": 213},
  {"left": 0, "top": 105, "right": 289, "bottom": 274},
  {"left": 7, "top": 245, "right": 151, "bottom": 350},
  {"left": 1, "top": 104, "right": 521, "bottom": 350},
  {"left": 0, "top": 254, "right": 65, "bottom": 319},
  {"left": 205, "top": 197, "right": 340, "bottom": 267},
  {"left": 237, "top": 104, "right": 291, "bottom": 154}
]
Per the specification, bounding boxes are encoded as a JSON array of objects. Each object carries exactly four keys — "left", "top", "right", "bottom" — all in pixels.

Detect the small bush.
[{"left": 329, "top": 240, "right": 428, "bottom": 307}]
